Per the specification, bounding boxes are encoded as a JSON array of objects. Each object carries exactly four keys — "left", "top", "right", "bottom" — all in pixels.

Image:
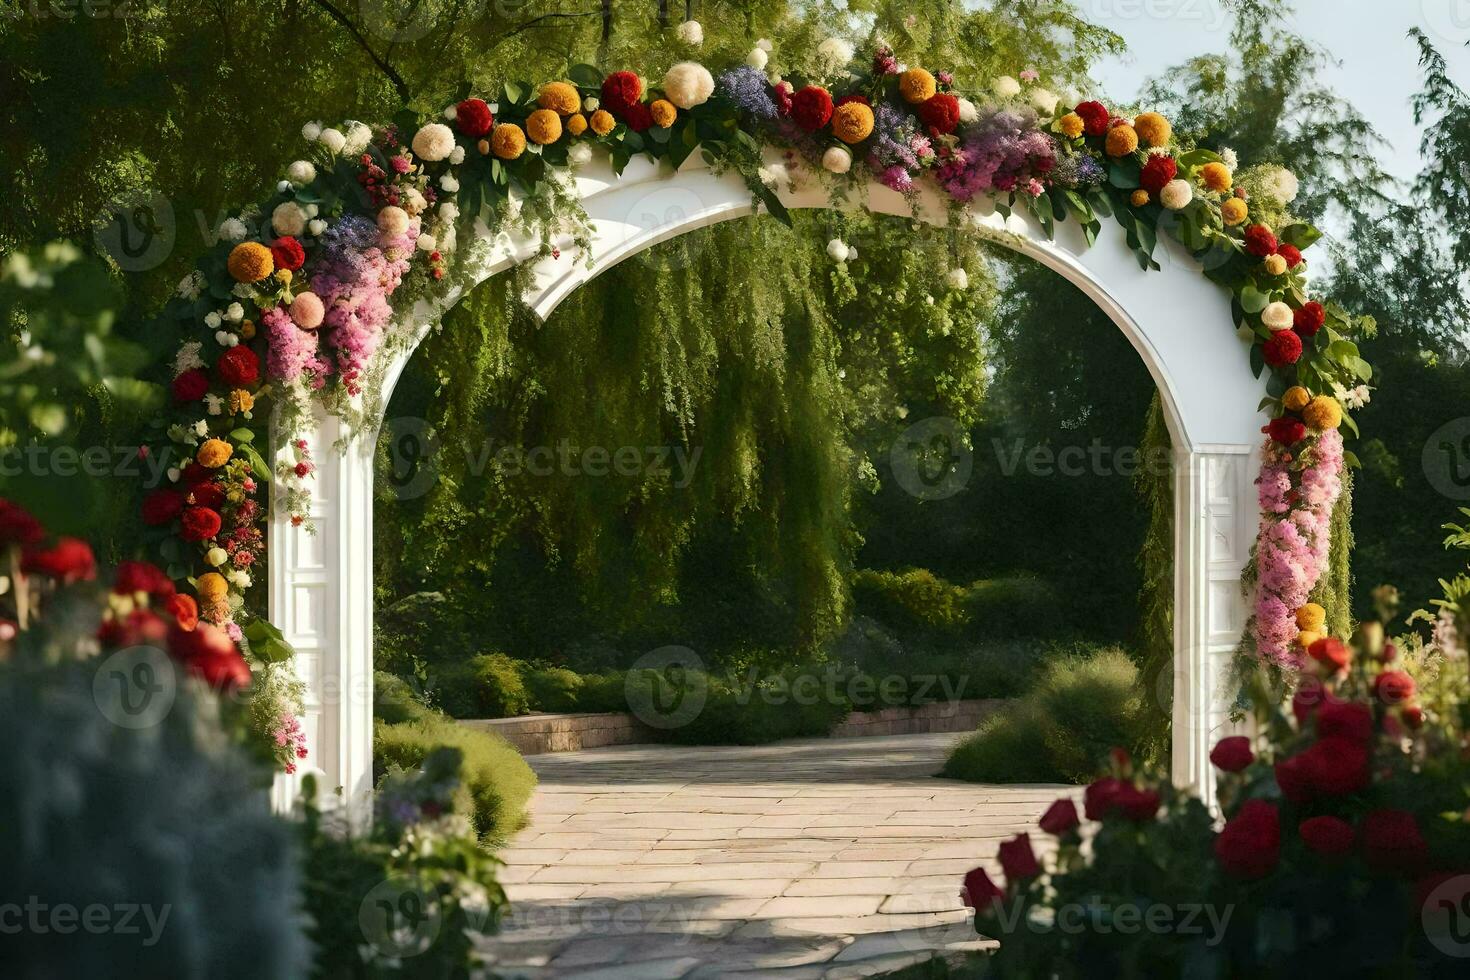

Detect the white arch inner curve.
[{"left": 270, "top": 149, "right": 1263, "bottom": 812}]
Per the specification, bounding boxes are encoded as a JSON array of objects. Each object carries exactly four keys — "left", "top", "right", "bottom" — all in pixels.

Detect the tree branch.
[{"left": 310, "top": 0, "right": 412, "bottom": 104}]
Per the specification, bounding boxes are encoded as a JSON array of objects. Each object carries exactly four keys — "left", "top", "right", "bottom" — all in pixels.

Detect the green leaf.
[
  {"left": 1239, "top": 286, "right": 1270, "bottom": 314},
  {"left": 1176, "top": 148, "right": 1222, "bottom": 170},
  {"left": 501, "top": 80, "right": 529, "bottom": 106},
  {"left": 229, "top": 427, "right": 255, "bottom": 444},
  {"left": 753, "top": 181, "right": 791, "bottom": 227},
  {"left": 242, "top": 444, "right": 272, "bottom": 482},
  {"left": 567, "top": 63, "right": 603, "bottom": 89},
  {"left": 244, "top": 619, "right": 296, "bottom": 665},
  {"left": 1108, "top": 159, "right": 1141, "bottom": 189},
  {"left": 1279, "top": 223, "right": 1323, "bottom": 249}
]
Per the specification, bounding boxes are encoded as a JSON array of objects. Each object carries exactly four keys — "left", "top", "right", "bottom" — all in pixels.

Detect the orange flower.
[
  {"left": 226, "top": 242, "right": 273, "bottom": 283},
  {"left": 589, "top": 109, "right": 616, "bottom": 136},
  {"left": 491, "top": 123, "right": 527, "bottom": 159},
  {"left": 1200, "top": 161, "right": 1232, "bottom": 193},
  {"left": 832, "top": 102, "right": 875, "bottom": 144},
  {"left": 1134, "top": 112, "right": 1171, "bottom": 148},
  {"left": 566, "top": 113, "right": 588, "bottom": 136},
  {"left": 526, "top": 109, "right": 562, "bottom": 145},
  {"left": 650, "top": 99, "right": 677, "bottom": 128},
  {"left": 537, "top": 81, "right": 580, "bottom": 115},
  {"left": 899, "top": 68, "right": 936, "bottom": 104},
  {"left": 1105, "top": 124, "right": 1138, "bottom": 157}
]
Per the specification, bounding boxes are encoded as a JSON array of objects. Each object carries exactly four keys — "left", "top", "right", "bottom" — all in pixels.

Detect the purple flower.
[{"left": 717, "top": 66, "right": 778, "bottom": 120}]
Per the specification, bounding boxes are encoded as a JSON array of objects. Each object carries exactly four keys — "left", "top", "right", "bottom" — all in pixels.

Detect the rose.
[
  {"left": 1244, "top": 224, "right": 1279, "bottom": 257},
  {"left": 172, "top": 368, "right": 210, "bottom": 403},
  {"left": 1210, "top": 735, "right": 1254, "bottom": 772},
  {"left": 1316, "top": 700, "right": 1373, "bottom": 745},
  {"left": 1361, "top": 809, "right": 1428, "bottom": 876},
  {"left": 1308, "top": 637, "right": 1350, "bottom": 670},
  {"left": 1374, "top": 670, "right": 1415, "bottom": 706},
  {"left": 998, "top": 833, "right": 1041, "bottom": 882},
  {"left": 166, "top": 593, "right": 200, "bottom": 631},
  {"left": 1084, "top": 777, "right": 1159, "bottom": 821},
  {"left": 1275, "top": 752, "right": 1315, "bottom": 803},
  {"left": 216, "top": 346, "right": 260, "bottom": 388},
  {"left": 1267, "top": 417, "right": 1306, "bottom": 446},
  {"left": 0, "top": 499, "right": 43, "bottom": 546},
  {"left": 188, "top": 482, "right": 226, "bottom": 510},
  {"left": 1038, "top": 798, "right": 1079, "bottom": 835},
  {"left": 21, "top": 537, "right": 96, "bottom": 583},
  {"left": 1139, "top": 155, "right": 1177, "bottom": 194},
  {"left": 141, "top": 488, "right": 185, "bottom": 526},
  {"left": 113, "top": 559, "right": 174, "bottom": 599},
  {"left": 1215, "top": 799, "right": 1280, "bottom": 879},
  {"left": 269, "top": 236, "right": 306, "bottom": 272},
  {"left": 180, "top": 506, "right": 223, "bottom": 542},
  {"left": 168, "top": 621, "right": 251, "bottom": 690},
  {"left": 1299, "top": 815, "right": 1354, "bottom": 857},
  {"left": 455, "top": 97, "right": 494, "bottom": 137},
  {"left": 1304, "top": 736, "right": 1369, "bottom": 797},
  {"left": 960, "top": 866, "right": 1004, "bottom": 913},
  {"left": 1073, "top": 100, "right": 1109, "bottom": 136}
]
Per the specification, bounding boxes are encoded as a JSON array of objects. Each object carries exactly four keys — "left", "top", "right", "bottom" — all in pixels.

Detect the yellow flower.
[
  {"left": 196, "top": 572, "right": 229, "bottom": 603},
  {"left": 1303, "top": 395, "right": 1343, "bottom": 431},
  {"left": 491, "top": 123, "right": 527, "bottom": 159},
  {"left": 230, "top": 389, "right": 255, "bottom": 415},
  {"left": 476, "top": 138, "right": 490, "bottom": 155},
  {"left": 537, "top": 81, "right": 581, "bottom": 115},
  {"left": 831, "top": 101, "right": 875, "bottom": 144},
  {"left": 1296, "top": 630, "right": 1321, "bottom": 650},
  {"left": 276, "top": 268, "right": 293, "bottom": 285},
  {"left": 1296, "top": 602, "right": 1327, "bottom": 633},
  {"left": 526, "top": 109, "right": 562, "bottom": 145},
  {"left": 1134, "top": 111, "right": 1171, "bottom": 148},
  {"left": 566, "top": 113, "right": 588, "bottom": 136},
  {"left": 899, "top": 68, "right": 936, "bottom": 104},
  {"left": 1221, "top": 197, "right": 1248, "bottom": 226},
  {"left": 1264, "top": 254, "right": 1288, "bottom": 276},
  {"left": 1282, "top": 386, "right": 1311, "bottom": 412},
  {"left": 1130, "top": 189, "right": 1150, "bottom": 207},
  {"left": 239, "top": 319, "right": 256, "bottom": 341},
  {"left": 226, "top": 242, "right": 273, "bottom": 283},
  {"left": 1057, "top": 112, "right": 1085, "bottom": 139},
  {"left": 650, "top": 99, "right": 677, "bottom": 128},
  {"left": 196, "top": 438, "right": 233, "bottom": 468},
  {"left": 1105, "top": 124, "right": 1138, "bottom": 157},
  {"left": 589, "top": 109, "right": 616, "bottom": 136},
  {"left": 1199, "top": 161, "right": 1232, "bottom": 193}
]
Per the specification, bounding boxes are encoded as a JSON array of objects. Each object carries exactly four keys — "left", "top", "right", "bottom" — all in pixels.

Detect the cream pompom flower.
[
  {"left": 1261, "top": 302, "right": 1295, "bottom": 331},
  {"left": 816, "top": 38, "right": 854, "bottom": 74},
  {"left": 1160, "top": 179, "right": 1193, "bottom": 211},
  {"left": 287, "top": 160, "right": 316, "bottom": 185},
  {"left": 822, "top": 145, "right": 852, "bottom": 174},
  {"left": 662, "top": 62, "right": 715, "bottom": 109},
  {"left": 272, "top": 201, "right": 308, "bottom": 236},
  {"left": 826, "top": 238, "right": 851, "bottom": 262},
  {"left": 411, "top": 123, "right": 456, "bottom": 162},
  {"left": 991, "top": 75, "right": 1022, "bottom": 99},
  {"left": 318, "top": 127, "right": 346, "bottom": 153},
  {"left": 675, "top": 19, "right": 703, "bottom": 45}
]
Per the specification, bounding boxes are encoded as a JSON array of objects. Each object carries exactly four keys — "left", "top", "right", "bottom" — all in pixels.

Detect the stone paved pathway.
[{"left": 478, "top": 732, "right": 1073, "bottom": 978}]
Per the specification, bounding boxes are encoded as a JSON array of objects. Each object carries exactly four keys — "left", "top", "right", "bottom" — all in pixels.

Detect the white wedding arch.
[{"left": 267, "top": 149, "right": 1263, "bottom": 810}]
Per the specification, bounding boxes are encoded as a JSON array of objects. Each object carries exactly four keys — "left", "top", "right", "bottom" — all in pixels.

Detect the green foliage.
[
  {"left": 523, "top": 665, "right": 585, "bottom": 713},
  {"left": 852, "top": 568, "right": 972, "bottom": 631},
  {"left": 373, "top": 669, "right": 434, "bottom": 724},
  {"left": 1311, "top": 465, "right": 1355, "bottom": 637},
  {"left": 468, "top": 652, "right": 532, "bottom": 718},
  {"left": 1134, "top": 393, "right": 1173, "bottom": 767},
  {"left": 941, "top": 701, "right": 1059, "bottom": 784}
]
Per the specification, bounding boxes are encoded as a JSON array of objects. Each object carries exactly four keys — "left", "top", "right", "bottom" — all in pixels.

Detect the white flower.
[
  {"left": 449, "top": 145, "right": 466, "bottom": 165},
  {"left": 191, "top": 419, "right": 209, "bottom": 438},
  {"left": 662, "top": 62, "right": 715, "bottom": 109},
  {"left": 816, "top": 37, "right": 854, "bottom": 74},
  {"left": 411, "top": 122, "right": 456, "bottom": 162},
  {"left": 416, "top": 233, "right": 437, "bottom": 252},
  {"left": 377, "top": 205, "right": 411, "bottom": 238},
  {"left": 217, "top": 217, "right": 248, "bottom": 243},
  {"left": 206, "top": 546, "right": 228, "bottom": 566},
  {"left": 304, "top": 203, "right": 319, "bottom": 217},
  {"left": 439, "top": 173, "right": 460, "bottom": 193},
  {"left": 176, "top": 271, "right": 203, "bottom": 300},
  {"left": 991, "top": 75, "right": 1022, "bottom": 99},
  {"left": 826, "top": 238, "right": 851, "bottom": 262},
  {"left": 947, "top": 267, "right": 969, "bottom": 290},
  {"left": 1267, "top": 165, "right": 1299, "bottom": 204},
  {"left": 204, "top": 394, "right": 224, "bottom": 417},
  {"left": 173, "top": 341, "right": 204, "bottom": 376},
  {"left": 1220, "top": 147, "right": 1239, "bottom": 171},
  {"left": 204, "top": 311, "right": 222, "bottom": 329},
  {"left": 301, "top": 121, "right": 322, "bottom": 142},
  {"left": 225, "top": 302, "right": 244, "bottom": 322},
  {"left": 213, "top": 330, "right": 231, "bottom": 346},
  {"left": 308, "top": 218, "right": 328, "bottom": 237},
  {"left": 319, "top": 127, "right": 346, "bottom": 153},
  {"left": 1160, "top": 178, "right": 1193, "bottom": 210},
  {"left": 758, "top": 162, "right": 789, "bottom": 188},
  {"left": 1029, "top": 88, "right": 1059, "bottom": 115},
  {"left": 227, "top": 569, "right": 252, "bottom": 589},
  {"left": 675, "top": 19, "right": 703, "bottom": 45},
  {"left": 276, "top": 180, "right": 290, "bottom": 193},
  {"left": 568, "top": 142, "right": 593, "bottom": 167},
  {"left": 166, "top": 467, "right": 180, "bottom": 483},
  {"left": 438, "top": 201, "right": 460, "bottom": 223},
  {"left": 757, "top": 38, "right": 773, "bottom": 52},
  {"left": 957, "top": 98, "right": 979, "bottom": 124},
  {"left": 443, "top": 104, "right": 458, "bottom": 121},
  {"left": 272, "top": 201, "right": 308, "bottom": 236},
  {"left": 746, "top": 47, "right": 769, "bottom": 70},
  {"left": 343, "top": 121, "right": 373, "bottom": 155},
  {"left": 401, "top": 187, "right": 427, "bottom": 215},
  {"left": 583, "top": 96, "right": 599, "bottom": 112},
  {"left": 1261, "top": 302, "right": 1294, "bottom": 331},
  {"left": 822, "top": 145, "right": 853, "bottom": 174},
  {"left": 287, "top": 160, "right": 317, "bottom": 185}
]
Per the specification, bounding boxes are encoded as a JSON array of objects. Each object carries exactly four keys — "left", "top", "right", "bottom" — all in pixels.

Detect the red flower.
[
  {"left": 790, "top": 85, "right": 834, "bottom": 131},
  {"left": 998, "top": 833, "right": 1041, "bottom": 882},
  {"left": 834, "top": 94, "right": 871, "bottom": 107},
  {"left": 1263, "top": 330, "right": 1303, "bottom": 367},
  {"left": 1215, "top": 799, "right": 1280, "bottom": 879},
  {"left": 1292, "top": 683, "right": 1324, "bottom": 723},
  {"left": 1278, "top": 243, "right": 1303, "bottom": 268},
  {"left": 1038, "top": 798, "right": 1079, "bottom": 835},
  {"left": 1267, "top": 417, "right": 1306, "bottom": 446},
  {"left": 919, "top": 93, "right": 961, "bottom": 135},
  {"left": 1074, "top": 100, "right": 1110, "bottom": 137},
  {"left": 1210, "top": 735, "right": 1254, "bottom": 772},
  {"left": 1244, "top": 224, "right": 1279, "bottom": 257},
  {"left": 181, "top": 462, "right": 212, "bottom": 485},
  {"left": 1374, "top": 670, "right": 1416, "bottom": 706},
  {"left": 1084, "top": 777, "right": 1158, "bottom": 821},
  {"left": 455, "top": 97, "right": 494, "bottom": 137},
  {"left": 1300, "top": 815, "right": 1355, "bottom": 857},
  {"left": 1084, "top": 777, "right": 1124, "bottom": 820},
  {"left": 1308, "top": 637, "right": 1350, "bottom": 671},
  {"left": 180, "top": 506, "right": 222, "bottom": 542},
  {"left": 168, "top": 621, "right": 251, "bottom": 691},
  {"left": 0, "top": 499, "right": 43, "bottom": 547},
  {"left": 1316, "top": 700, "right": 1373, "bottom": 745},
  {"left": 1275, "top": 752, "right": 1316, "bottom": 803},
  {"left": 960, "top": 866, "right": 1004, "bottom": 913},
  {"left": 216, "top": 346, "right": 260, "bottom": 388},
  {"left": 113, "top": 559, "right": 175, "bottom": 599},
  {"left": 1293, "top": 301, "right": 1326, "bottom": 335},
  {"left": 1117, "top": 784, "right": 1161, "bottom": 821},
  {"left": 270, "top": 236, "right": 306, "bottom": 272},
  {"left": 1303, "top": 736, "right": 1369, "bottom": 797},
  {"left": 142, "top": 488, "right": 185, "bottom": 526},
  {"left": 188, "top": 482, "right": 226, "bottom": 510},
  {"left": 166, "top": 593, "right": 199, "bottom": 631},
  {"left": 622, "top": 102, "right": 653, "bottom": 132},
  {"left": 601, "top": 71, "right": 642, "bottom": 113},
  {"left": 1361, "top": 809, "right": 1428, "bottom": 876},
  {"left": 98, "top": 607, "right": 169, "bottom": 648},
  {"left": 22, "top": 537, "right": 97, "bottom": 583},
  {"left": 1139, "top": 155, "right": 1177, "bottom": 194},
  {"left": 172, "top": 368, "right": 210, "bottom": 403}
]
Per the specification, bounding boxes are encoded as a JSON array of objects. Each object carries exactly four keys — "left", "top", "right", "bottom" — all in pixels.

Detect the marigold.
[
  {"left": 226, "top": 242, "right": 273, "bottom": 283},
  {"left": 589, "top": 109, "right": 616, "bottom": 136},
  {"left": 1296, "top": 602, "right": 1327, "bottom": 633},
  {"left": 650, "top": 99, "right": 677, "bottom": 128},
  {"left": 196, "top": 571, "right": 229, "bottom": 603},
  {"left": 1105, "top": 123, "right": 1138, "bottom": 157},
  {"left": 491, "top": 123, "right": 527, "bottom": 159},
  {"left": 1134, "top": 111, "right": 1171, "bottom": 148},
  {"left": 1131, "top": 189, "right": 1150, "bottom": 207},
  {"left": 196, "top": 438, "right": 233, "bottom": 469},
  {"left": 1221, "top": 197, "right": 1248, "bottom": 226},
  {"left": 1200, "top": 161, "right": 1232, "bottom": 193},
  {"left": 832, "top": 101, "right": 875, "bottom": 144},
  {"left": 1303, "top": 394, "right": 1343, "bottom": 431},
  {"left": 538, "top": 81, "right": 581, "bottom": 115},
  {"left": 1296, "top": 631, "right": 1321, "bottom": 650},
  {"left": 526, "top": 109, "right": 562, "bottom": 145},
  {"left": 1056, "top": 112, "right": 1085, "bottom": 139},
  {"left": 230, "top": 389, "right": 255, "bottom": 415},
  {"left": 1282, "top": 386, "right": 1311, "bottom": 412},
  {"left": 899, "top": 68, "right": 937, "bottom": 104},
  {"left": 566, "top": 113, "right": 588, "bottom": 136}
]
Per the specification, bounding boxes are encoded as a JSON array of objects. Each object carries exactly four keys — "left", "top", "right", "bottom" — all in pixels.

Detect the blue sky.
[{"left": 1087, "top": 0, "right": 1470, "bottom": 187}]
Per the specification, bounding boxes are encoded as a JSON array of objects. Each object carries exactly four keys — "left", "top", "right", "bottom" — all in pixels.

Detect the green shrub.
[
  {"left": 470, "top": 653, "right": 532, "bottom": 718},
  {"left": 576, "top": 671, "right": 632, "bottom": 713},
  {"left": 426, "top": 658, "right": 480, "bottom": 718},
  {"left": 942, "top": 701, "right": 1059, "bottom": 783},
  {"left": 853, "top": 567, "right": 972, "bottom": 632},
  {"left": 652, "top": 667, "right": 853, "bottom": 746},
  {"left": 964, "top": 575, "right": 1064, "bottom": 638},
  {"left": 374, "top": 670, "right": 433, "bottom": 724},
  {"left": 523, "top": 665, "right": 584, "bottom": 713}
]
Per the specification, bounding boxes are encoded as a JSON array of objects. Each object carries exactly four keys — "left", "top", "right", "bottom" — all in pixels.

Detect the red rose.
[
  {"left": 1263, "top": 330, "right": 1303, "bottom": 367},
  {"left": 1210, "top": 735, "right": 1254, "bottom": 772},
  {"left": 166, "top": 593, "right": 199, "bottom": 631},
  {"left": 1308, "top": 637, "right": 1350, "bottom": 670},
  {"left": 1084, "top": 776, "right": 1124, "bottom": 820},
  {"left": 1275, "top": 752, "right": 1316, "bottom": 803},
  {"left": 960, "top": 866, "right": 1004, "bottom": 913},
  {"left": 1303, "top": 736, "right": 1369, "bottom": 797},
  {"left": 98, "top": 607, "right": 170, "bottom": 649},
  {"left": 180, "top": 506, "right": 222, "bottom": 542},
  {"left": 1361, "top": 809, "right": 1428, "bottom": 876},
  {"left": 455, "top": 97, "right": 494, "bottom": 138},
  {"left": 1074, "top": 100, "right": 1110, "bottom": 137},
  {"left": 1374, "top": 670, "right": 1416, "bottom": 706},
  {"left": 1267, "top": 417, "right": 1306, "bottom": 446},
  {"left": 21, "top": 537, "right": 96, "bottom": 583},
  {"left": 1117, "top": 784, "right": 1161, "bottom": 821},
  {"left": 172, "top": 368, "right": 210, "bottom": 403},
  {"left": 168, "top": 621, "right": 251, "bottom": 691},
  {"left": 601, "top": 71, "right": 642, "bottom": 113},
  {"left": 622, "top": 102, "right": 653, "bottom": 132},
  {"left": 113, "top": 559, "right": 175, "bottom": 599},
  {"left": 270, "top": 236, "right": 306, "bottom": 272},
  {"left": 998, "top": 833, "right": 1041, "bottom": 882},
  {"left": 142, "top": 488, "right": 185, "bottom": 526},
  {"left": 1403, "top": 704, "right": 1425, "bottom": 729},
  {"left": 1278, "top": 243, "right": 1303, "bottom": 268},
  {"left": 216, "top": 346, "right": 260, "bottom": 388},
  {"left": 1215, "top": 799, "right": 1280, "bottom": 879},
  {"left": 1293, "top": 301, "right": 1326, "bottom": 335},
  {"left": 1292, "top": 683, "right": 1325, "bottom": 723},
  {"left": 1085, "top": 777, "right": 1158, "bottom": 821},
  {"left": 188, "top": 482, "right": 226, "bottom": 510},
  {"left": 791, "top": 85, "right": 834, "bottom": 131},
  {"left": 181, "top": 462, "right": 212, "bottom": 485},
  {"left": 1038, "top": 798, "right": 1079, "bottom": 835},
  {"left": 919, "top": 92, "right": 961, "bottom": 135},
  {"left": 1244, "top": 224, "right": 1279, "bottom": 257},
  {"left": 0, "top": 499, "right": 43, "bottom": 547},
  {"left": 1316, "top": 700, "right": 1373, "bottom": 745},
  {"left": 1300, "top": 815, "right": 1355, "bottom": 857},
  {"left": 1139, "top": 154, "right": 1177, "bottom": 194}
]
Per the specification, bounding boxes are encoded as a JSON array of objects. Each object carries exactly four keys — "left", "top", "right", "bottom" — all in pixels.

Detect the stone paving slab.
[{"left": 476, "top": 732, "right": 1074, "bottom": 977}]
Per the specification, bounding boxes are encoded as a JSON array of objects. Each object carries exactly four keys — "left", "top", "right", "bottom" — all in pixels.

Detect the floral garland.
[{"left": 139, "top": 36, "right": 1374, "bottom": 763}]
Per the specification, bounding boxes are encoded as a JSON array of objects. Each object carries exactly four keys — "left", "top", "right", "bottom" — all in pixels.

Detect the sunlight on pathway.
[{"left": 477, "top": 732, "right": 1072, "bottom": 978}]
